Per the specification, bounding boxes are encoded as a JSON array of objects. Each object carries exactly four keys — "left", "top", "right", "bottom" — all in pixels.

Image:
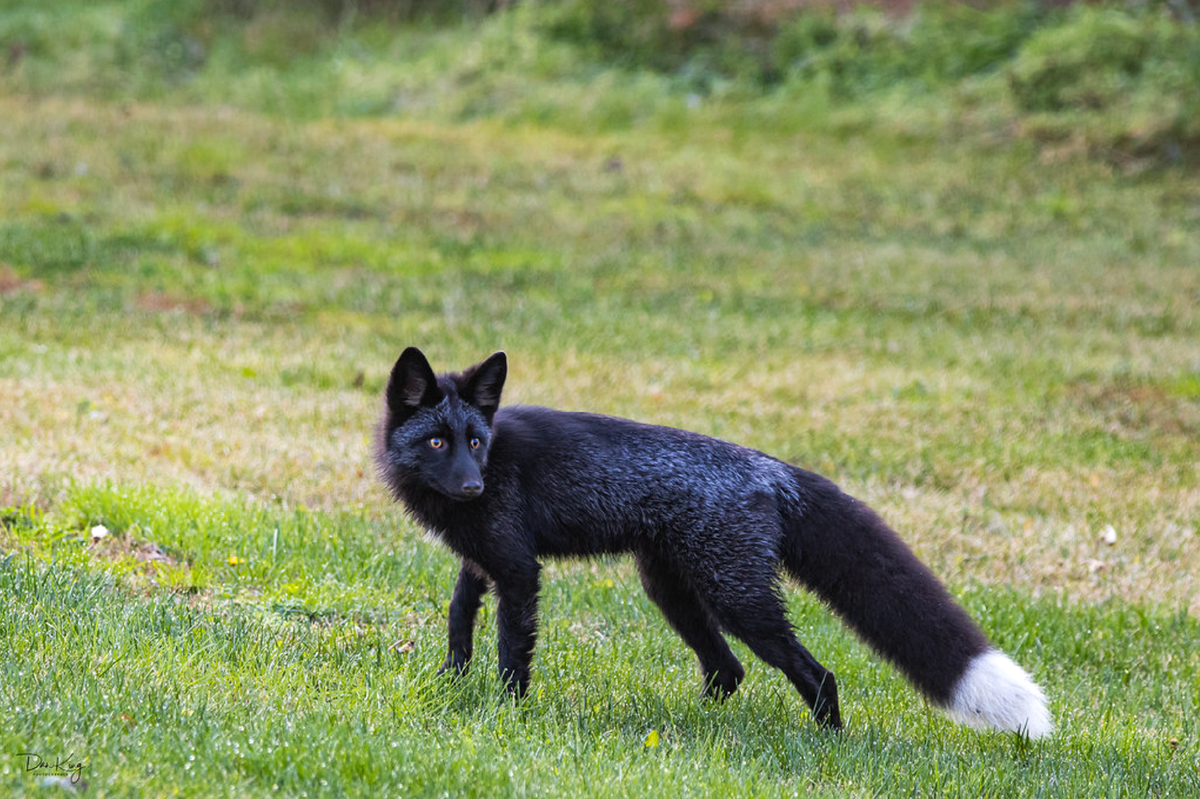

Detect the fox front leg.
[
  {"left": 439, "top": 561, "right": 489, "bottom": 676},
  {"left": 493, "top": 566, "right": 541, "bottom": 698}
]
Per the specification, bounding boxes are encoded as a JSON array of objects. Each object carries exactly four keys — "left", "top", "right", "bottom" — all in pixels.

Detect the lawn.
[{"left": 1, "top": 2, "right": 1198, "bottom": 796}]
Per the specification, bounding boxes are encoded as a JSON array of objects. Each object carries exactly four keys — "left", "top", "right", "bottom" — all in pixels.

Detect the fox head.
[{"left": 376, "top": 347, "right": 507, "bottom": 502}]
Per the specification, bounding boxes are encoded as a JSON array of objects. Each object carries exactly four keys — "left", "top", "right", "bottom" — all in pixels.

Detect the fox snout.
[
  {"left": 457, "top": 477, "right": 484, "bottom": 499},
  {"left": 443, "top": 479, "right": 483, "bottom": 501},
  {"left": 442, "top": 455, "right": 485, "bottom": 501}
]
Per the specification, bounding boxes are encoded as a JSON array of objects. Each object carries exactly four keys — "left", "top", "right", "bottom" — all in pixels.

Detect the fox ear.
[
  {"left": 461, "top": 351, "right": 507, "bottom": 420},
  {"left": 386, "top": 347, "right": 443, "bottom": 416}
]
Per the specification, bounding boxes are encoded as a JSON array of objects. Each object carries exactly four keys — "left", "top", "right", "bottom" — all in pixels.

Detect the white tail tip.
[{"left": 945, "top": 650, "right": 1053, "bottom": 739}]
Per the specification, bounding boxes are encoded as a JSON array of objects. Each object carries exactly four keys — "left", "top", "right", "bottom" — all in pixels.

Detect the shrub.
[
  {"left": 536, "top": 0, "right": 1052, "bottom": 92},
  {"left": 772, "top": 3, "right": 1047, "bottom": 97},
  {"left": 1010, "top": 6, "right": 1182, "bottom": 111},
  {"left": 1008, "top": 5, "right": 1200, "bottom": 161}
]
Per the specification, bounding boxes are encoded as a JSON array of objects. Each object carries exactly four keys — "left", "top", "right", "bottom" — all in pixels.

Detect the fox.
[{"left": 375, "top": 347, "right": 1052, "bottom": 738}]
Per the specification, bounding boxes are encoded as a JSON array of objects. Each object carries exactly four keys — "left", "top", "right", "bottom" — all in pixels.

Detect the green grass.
[
  {"left": 2, "top": 2, "right": 1200, "bottom": 796},
  {"left": 3, "top": 489, "right": 1197, "bottom": 797}
]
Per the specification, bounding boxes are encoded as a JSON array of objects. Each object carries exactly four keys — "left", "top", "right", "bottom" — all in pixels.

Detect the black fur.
[{"left": 376, "top": 349, "right": 993, "bottom": 729}]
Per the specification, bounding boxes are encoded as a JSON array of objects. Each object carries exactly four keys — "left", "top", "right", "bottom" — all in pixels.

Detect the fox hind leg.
[
  {"left": 635, "top": 547, "right": 745, "bottom": 699},
  {"left": 695, "top": 562, "right": 842, "bottom": 729}
]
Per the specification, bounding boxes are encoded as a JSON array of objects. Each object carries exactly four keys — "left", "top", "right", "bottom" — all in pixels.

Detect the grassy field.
[{"left": 2, "top": 2, "right": 1199, "bottom": 796}]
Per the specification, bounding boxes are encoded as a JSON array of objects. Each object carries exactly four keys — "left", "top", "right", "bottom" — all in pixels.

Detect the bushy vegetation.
[
  {"left": 539, "top": 0, "right": 1050, "bottom": 90},
  {"left": 538, "top": 0, "right": 1200, "bottom": 162},
  {"left": 2, "top": 0, "right": 1198, "bottom": 162},
  {"left": 1009, "top": 4, "right": 1200, "bottom": 159}
]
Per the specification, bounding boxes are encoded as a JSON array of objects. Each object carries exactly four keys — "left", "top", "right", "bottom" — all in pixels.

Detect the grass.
[
  {"left": 1, "top": 489, "right": 1197, "bottom": 796},
  {"left": 2, "top": 2, "right": 1200, "bottom": 796}
]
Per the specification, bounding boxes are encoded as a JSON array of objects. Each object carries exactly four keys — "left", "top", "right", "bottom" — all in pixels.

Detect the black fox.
[{"left": 375, "top": 347, "right": 1051, "bottom": 737}]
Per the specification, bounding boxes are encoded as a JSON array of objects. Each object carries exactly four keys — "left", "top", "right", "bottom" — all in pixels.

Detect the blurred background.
[{"left": 2, "top": 0, "right": 1198, "bottom": 608}]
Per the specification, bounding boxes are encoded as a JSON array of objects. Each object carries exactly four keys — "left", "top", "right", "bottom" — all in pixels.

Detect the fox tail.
[{"left": 783, "top": 468, "right": 1052, "bottom": 739}]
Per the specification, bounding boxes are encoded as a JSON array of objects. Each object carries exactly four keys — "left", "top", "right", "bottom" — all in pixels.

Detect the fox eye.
[
  {"left": 469, "top": 437, "right": 481, "bottom": 450},
  {"left": 428, "top": 437, "right": 444, "bottom": 450}
]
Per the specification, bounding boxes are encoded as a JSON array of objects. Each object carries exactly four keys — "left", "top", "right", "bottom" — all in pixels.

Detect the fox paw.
[
  {"left": 437, "top": 653, "right": 471, "bottom": 677},
  {"left": 702, "top": 663, "right": 745, "bottom": 700}
]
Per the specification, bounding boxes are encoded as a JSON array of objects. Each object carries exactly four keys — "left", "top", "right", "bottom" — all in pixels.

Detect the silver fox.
[{"left": 376, "top": 348, "right": 1052, "bottom": 738}]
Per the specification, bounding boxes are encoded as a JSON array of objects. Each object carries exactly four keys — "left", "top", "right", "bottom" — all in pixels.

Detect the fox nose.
[{"left": 460, "top": 479, "right": 483, "bottom": 498}]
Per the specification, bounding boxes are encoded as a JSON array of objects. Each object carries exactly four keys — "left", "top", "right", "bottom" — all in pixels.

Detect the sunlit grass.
[{"left": 2, "top": 486, "right": 1198, "bottom": 797}]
